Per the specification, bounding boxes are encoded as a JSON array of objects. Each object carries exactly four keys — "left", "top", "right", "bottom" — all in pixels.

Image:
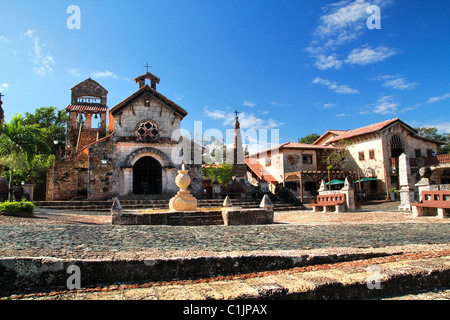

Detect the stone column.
[
  {"left": 22, "top": 184, "right": 35, "bottom": 201},
  {"left": 415, "top": 167, "right": 431, "bottom": 202},
  {"left": 398, "top": 153, "right": 415, "bottom": 211},
  {"left": 122, "top": 168, "right": 133, "bottom": 196},
  {"left": 340, "top": 177, "right": 355, "bottom": 212}
]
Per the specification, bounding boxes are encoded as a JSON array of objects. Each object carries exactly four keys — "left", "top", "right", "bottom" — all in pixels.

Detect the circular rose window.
[{"left": 136, "top": 121, "right": 160, "bottom": 143}]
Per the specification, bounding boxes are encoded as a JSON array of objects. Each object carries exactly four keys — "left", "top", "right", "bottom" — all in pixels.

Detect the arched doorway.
[{"left": 133, "top": 156, "right": 162, "bottom": 195}]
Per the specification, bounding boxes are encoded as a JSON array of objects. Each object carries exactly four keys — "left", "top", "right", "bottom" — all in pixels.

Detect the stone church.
[{"left": 46, "top": 72, "right": 202, "bottom": 201}]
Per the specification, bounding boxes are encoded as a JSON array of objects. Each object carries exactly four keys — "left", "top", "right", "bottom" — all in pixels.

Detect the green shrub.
[{"left": 0, "top": 200, "right": 35, "bottom": 217}]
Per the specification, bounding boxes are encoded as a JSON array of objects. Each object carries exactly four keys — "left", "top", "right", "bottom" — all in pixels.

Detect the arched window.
[
  {"left": 390, "top": 135, "right": 404, "bottom": 158},
  {"left": 136, "top": 121, "right": 160, "bottom": 143}
]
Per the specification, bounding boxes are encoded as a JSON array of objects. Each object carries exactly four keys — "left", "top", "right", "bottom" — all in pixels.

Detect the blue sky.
[{"left": 0, "top": 0, "right": 449, "bottom": 149}]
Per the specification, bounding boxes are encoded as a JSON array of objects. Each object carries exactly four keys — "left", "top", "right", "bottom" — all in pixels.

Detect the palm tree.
[{"left": 0, "top": 114, "right": 49, "bottom": 201}]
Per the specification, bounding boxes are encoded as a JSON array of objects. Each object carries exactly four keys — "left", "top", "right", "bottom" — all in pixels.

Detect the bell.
[{"left": 94, "top": 114, "right": 98, "bottom": 119}]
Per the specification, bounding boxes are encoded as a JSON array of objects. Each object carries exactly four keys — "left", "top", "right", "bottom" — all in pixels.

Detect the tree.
[
  {"left": 0, "top": 114, "right": 50, "bottom": 200},
  {"left": 325, "top": 140, "right": 352, "bottom": 170},
  {"left": 22, "top": 106, "right": 68, "bottom": 154},
  {"left": 202, "top": 163, "right": 233, "bottom": 185},
  {"left": 298, "top": 133, "right": 321, "bottom": 145},
  {"left": 414, "top": 126, "right": 450, "bottom": 154}
]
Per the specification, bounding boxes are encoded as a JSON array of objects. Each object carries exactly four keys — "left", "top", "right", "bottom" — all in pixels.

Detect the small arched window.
[{"left": 136, "top": 121, "right": 160, "bottom": 143}]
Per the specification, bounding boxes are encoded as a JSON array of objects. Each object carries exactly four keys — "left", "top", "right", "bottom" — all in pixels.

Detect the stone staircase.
[{"left": 34, "top": 198, "right": 303, "bottom": 212}]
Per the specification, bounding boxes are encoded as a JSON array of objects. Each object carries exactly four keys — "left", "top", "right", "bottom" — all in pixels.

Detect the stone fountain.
[
  {"left": 169, "top": 164, "right": 198, "bottom": 212},
  {"left": 111, "top": 164, "right": 274, "bottom": 226}
]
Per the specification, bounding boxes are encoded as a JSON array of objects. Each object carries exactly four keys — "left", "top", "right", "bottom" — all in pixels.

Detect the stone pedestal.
[
  {"left": 398, "top": 153, "right": 415, "bottom": 211},
  {"left": 340, "top": 177, "right": 356, "bottom": 212},
  {"left": 169, "top": 166, "right": 198, "bottom": 212},
  {"left": 22, "top": 184, "right": 35, "bottom": 201}
]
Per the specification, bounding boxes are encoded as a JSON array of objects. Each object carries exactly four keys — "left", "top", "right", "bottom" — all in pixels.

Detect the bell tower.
[{"left": 65, "top": 78, "right": 108, "bottom": 160}]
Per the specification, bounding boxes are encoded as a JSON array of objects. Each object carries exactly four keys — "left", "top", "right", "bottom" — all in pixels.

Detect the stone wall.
[
  {"left": 88, "top": 136, "right": 119, "bottom": 200},
  {"left": 46, "top": 161, "right": 79, "bottom": 201},
  {"left": 112, "top": 96, "right": 181, "bottom": 141}
]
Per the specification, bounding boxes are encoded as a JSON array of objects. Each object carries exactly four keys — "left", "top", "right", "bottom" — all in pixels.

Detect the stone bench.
[
  {"left": 310, "top": 194, "right": 346, "bottom": 213},
  {"left": 411, "top": 191, "right": 450, "bottom": 219}
]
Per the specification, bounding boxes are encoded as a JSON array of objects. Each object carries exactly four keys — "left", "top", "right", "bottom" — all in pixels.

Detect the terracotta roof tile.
[
  {"left": 66, "top": 105, "right": 108, "bottom": 113},
  {"left": 244, "top": 157, "right": 278, "bottom": 183},
  {"left": 326, "top": 118, "right": 399, "bottom": 143}
]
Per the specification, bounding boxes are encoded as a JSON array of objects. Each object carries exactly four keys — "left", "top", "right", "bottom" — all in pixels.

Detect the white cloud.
[
  {"left": 345, "top": 45, "right": 398, "bottom": 65},
  {"left": 173, "top": 93, "right": 184, "bottom": 101},
  {"left": 0, "top": 83, "right": 8, "bottom": 92},
  {"left": 69, "top": 68, "right": 82, "bottom": 77},
  {"left": 323, "top": 103, "right": 336, "bottom": 108},
  {"left": 0, "top": 36, "right": 8, "bottom": 42},
  {"left": 375, "top": 74, "right": 419, "bottom": 90},
  {"left": 243, "top": 100, "right": 255, "bottom": 107},
  {"left": 313, "top": 77, "right": 359, "bottom": 94},
  {"left": 307, "top": 1, "right": 395, "bottom": 70},
  {"left": 270, "top": 101, "right": 293, "bottom": 107},
  {"left": 314, "top": 54, "right": 343, "bottom": 70},
  {"left": 363, "top": 95, "right": 398, "bottom": 114},
  {"left": 204, "top": 106, "right": 227, "bottom": 120},
  {"left": 427, "top": 92, "right": 450, "bottom": 104},
  {"left": 204, "top": 107, "right": 283, "bottom": 130},
  {"left": 91, "top": 70, "right": 118, "bottom": 79},
  {"left": 23, "top": 29, "right": 55, "bottom": 77}
]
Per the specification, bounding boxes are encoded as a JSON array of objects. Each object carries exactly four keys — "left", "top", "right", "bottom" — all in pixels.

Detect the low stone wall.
[
  {"left": 111, "top": 208, "right": 274, "bottom": 226},
  {"left": 221, "top": 208, "right": 274, "bottom": 226}
]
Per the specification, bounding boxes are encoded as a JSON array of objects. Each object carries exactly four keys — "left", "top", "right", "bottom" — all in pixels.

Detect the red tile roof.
[
  {"left": 244, "top": 157, "right": 278, "bottom": 183},
  {"left": 325, "top": 118, "right": 399, "bottom": 144},
  {"left": 66, "top": 105, "right": 108, "bottom": 113}
]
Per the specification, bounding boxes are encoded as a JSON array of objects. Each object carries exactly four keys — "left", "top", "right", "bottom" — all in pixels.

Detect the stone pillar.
[
  {"left": 85, "top": 113, "right": 92, "bottom": 129},
  {"left": 22, "top": 184, "right": 35, "bottom": 201},
  {"left": 340, "top": 177, "right": 356, "bottom": 212},
  {"left": 398, "top": 153, "right": 415, "bottom": 211},
  {"left": 122, "top": 168, "right": 133, "bottom": 196},
  {"left": 318, "top": 179, "right": 328, "bottom": 194},
  {"left": 415, "top": 167, "right": 431, "bottom": 202}
]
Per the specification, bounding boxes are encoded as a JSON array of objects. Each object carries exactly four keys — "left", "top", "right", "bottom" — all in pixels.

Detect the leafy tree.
[
  {"left": 414, "top": 126, "right": 450, "bottom": 154},
  {"left": 0, "top": 114, "right": 50, "bottom": 200},
  {"left": 202, "top": 163, "right": 233, "bottom": 185},
  {"left": 325, "top": 140, "right": 352, "bottom": 170},
  {"left": 22, "top": 106, "right": 68, "bottom": 154},
  {"left": 298, "top": 133, "right": 321, "bottom": 144}
]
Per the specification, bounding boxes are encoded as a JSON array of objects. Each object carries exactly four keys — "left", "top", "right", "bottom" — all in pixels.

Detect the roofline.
[{"left": 109, "top": 85, "right": 188, "bottom": 119}]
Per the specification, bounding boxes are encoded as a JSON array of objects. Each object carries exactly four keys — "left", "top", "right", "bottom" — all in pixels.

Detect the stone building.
[
  {"left": 312, "top": 118, "right": 441, "bottom": 196},
  {"left": 245, "top": 118, "right": 443, "bottom": 202},
  {"left": 46, "top": 72, "right": 201, "bottom": 201}
]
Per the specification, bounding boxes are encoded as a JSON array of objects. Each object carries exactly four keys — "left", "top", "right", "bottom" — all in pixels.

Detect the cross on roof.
[
  {"left": 143, "top": 63, "right": 152, "bottom": 73},
  {"left": 0, "top": 93, "right": 4, "bottom": 102},
  {"left": 234, "top": 110, "right": 239, "bottom": 118}
]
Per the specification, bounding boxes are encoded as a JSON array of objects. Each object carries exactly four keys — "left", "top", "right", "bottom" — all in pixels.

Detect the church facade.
[{"left": 46, "top": 72, "right": 202, "bottom": 201}]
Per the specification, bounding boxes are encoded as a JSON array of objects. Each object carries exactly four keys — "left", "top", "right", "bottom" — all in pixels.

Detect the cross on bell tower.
[{"left": 143, "top": 63, "right": 152, "bottom": 73}]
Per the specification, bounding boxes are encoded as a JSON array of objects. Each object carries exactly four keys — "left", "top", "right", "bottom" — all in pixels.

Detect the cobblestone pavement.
[
  {"left": 1, "top": 202, "right": 449, "bottom": 301},
  {"left": 0, "top": 202, "right": 449, "bottom": 260}
]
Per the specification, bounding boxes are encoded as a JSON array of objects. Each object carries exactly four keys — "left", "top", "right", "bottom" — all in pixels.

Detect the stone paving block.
[
  {"left": 243, "top": 276, "right": 288, "bottom": 297},
  {"left": 266, "top": 274, "right": 315, "bottom": 295},
  {"left": 82, "top": 290, "right": 124, "bottom": 300},
  {"left": 182, "top": 282, "right": 224, "bottom": 300},
  {"left": 122, "top": 287, "right": 157, "bottom": 300},
  {"left": 209, "top": 280, "right": 259, "bottom": 300},
  {"left": 154, "top": 285, "right": 190, "bottom": 300}
]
